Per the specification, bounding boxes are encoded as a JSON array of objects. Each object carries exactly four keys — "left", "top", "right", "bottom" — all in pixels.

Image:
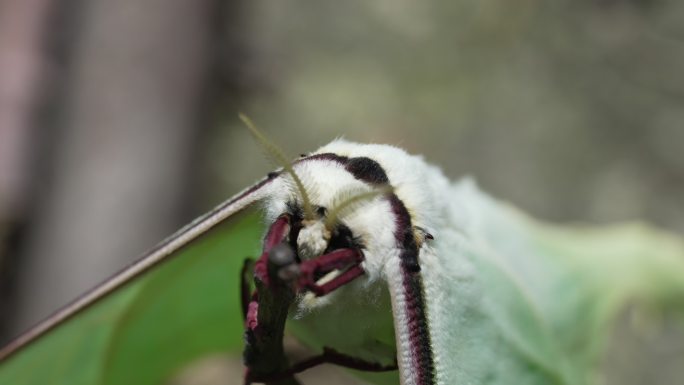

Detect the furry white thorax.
[{"left": 261, "top": 139, "right": 453, "bottom": 291}]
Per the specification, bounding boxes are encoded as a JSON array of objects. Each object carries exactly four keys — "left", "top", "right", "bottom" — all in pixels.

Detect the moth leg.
[
  {"left": 244, "top": 214, "right": 296, "bottom": 335},
  {"left": 247, "top": 347, "right": 397, "bottom": 383},
  {"left": 296, "top": 248, "right": 365, "bottom": 296},
  {"left": 240, "top": 258, "right": 255, "bottom": 319},
  {"left": 254, "top": 214, "right": 291, "bottom": 285},
  {"left": 243, "top": 215, "right": 300, "bottom": 385},
  {"left": 243, "top": 214, "right": 292, "bottom": 330},
  {"left": 244, "top": 213, "right": 295, "bottom": 334},
  {"left": 295, "top": 347, "right": 398, "bottom": 373},
  {"left": 246, "top": 241, "right": 298, "bottom": 332},
  {"left": 312, "top": 265, "right": 365, "bottom": 295}
]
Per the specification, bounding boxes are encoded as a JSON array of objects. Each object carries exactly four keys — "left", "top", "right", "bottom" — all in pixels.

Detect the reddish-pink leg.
[
  {"left": 253, "top": 214, "right": 291, "bottom": 285},
  {"left": 243, "top": 216, "right": 375, "bottom": 385},
  {"left": 297, "top": 248, "right": 366, "bottom": 296},
  {"left": 245, "top": 214, "right": 292, "bottom": 333}
]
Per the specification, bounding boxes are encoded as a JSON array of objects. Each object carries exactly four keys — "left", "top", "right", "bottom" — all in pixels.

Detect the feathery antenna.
[
  {"left": 239, "top": 114, "right": 314, "bottom": 220},
  {"left": 325, "top": 185, "right": 393, "bottom": 230}
]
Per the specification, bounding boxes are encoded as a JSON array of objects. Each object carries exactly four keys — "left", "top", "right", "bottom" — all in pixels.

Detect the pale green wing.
[
  {"left": 419, "top": 182, "right": 684, "bottom": 385},
  {"left": 0, "top": 178, "right": 275, "bottom": 385}
]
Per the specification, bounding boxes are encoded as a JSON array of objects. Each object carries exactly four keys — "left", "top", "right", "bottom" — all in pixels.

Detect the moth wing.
[
  {"left": 385, "top": 179, "right": 584, "bottom": 385},
  {"left": 385, "top": 235, "right": 492, "bottom": 385},
  {"left": 388, "top": 180, "right": 531, "bottom": 385},
  {"left": 386, "top": 228, "right": 555, "bottom": 385},
  {"left": 0, "top": 175, "right": 277, "bottom": 385}
]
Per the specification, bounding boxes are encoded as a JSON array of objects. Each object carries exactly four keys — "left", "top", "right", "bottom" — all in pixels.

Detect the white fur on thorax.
[
  {"left": 262, "top": 139, "right": 453, "bottom": 284},
  {"left": 261, "top": 139, "right": 479, "bottom": 379}
]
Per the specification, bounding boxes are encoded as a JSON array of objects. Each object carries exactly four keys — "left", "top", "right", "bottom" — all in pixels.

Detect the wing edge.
[{"left": 0, "top": 174, "right": 277, "bottom": 361}]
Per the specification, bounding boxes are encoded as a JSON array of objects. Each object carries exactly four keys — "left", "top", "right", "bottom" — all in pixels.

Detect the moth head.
[
  {"left": 298, "top": 185, "right": 393, "bottom": 256},
  {"left": 240, "top": 116, "right": 393, "bottom": 296},
  {"left": 260, "top": 169, "right": 393, "bottom": 301}
]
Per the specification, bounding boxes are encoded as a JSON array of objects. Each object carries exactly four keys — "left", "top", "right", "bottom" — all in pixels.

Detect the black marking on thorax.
[
  {"left": 344, "top": 157, "right": 390, "bottom": 184},
  {"left": 298, "top": 153, "right": 389, "bottom": 185}
]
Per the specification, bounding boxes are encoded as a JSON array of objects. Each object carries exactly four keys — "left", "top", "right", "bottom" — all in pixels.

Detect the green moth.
[{"left": 1, "top": 131, "right": 683, "bottom": 385}]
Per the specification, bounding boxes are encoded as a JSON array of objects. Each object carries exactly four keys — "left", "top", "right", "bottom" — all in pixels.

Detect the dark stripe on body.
[
  {"left": 301, "top": 153, "right": 436, "bottom": 385},
  {"left": 299, "top": 154, "right": 389, "bottom": 184},
  {"left": 389, "top": 196, "right": 436, "bottom": 385}
]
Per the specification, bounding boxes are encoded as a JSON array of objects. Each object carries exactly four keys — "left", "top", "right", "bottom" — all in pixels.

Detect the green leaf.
[{"left": 0, "top": 212, "right": 262, "bottom": 385}]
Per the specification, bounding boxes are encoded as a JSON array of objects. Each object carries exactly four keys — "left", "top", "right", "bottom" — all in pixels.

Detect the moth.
[
  {"left": 239, "top": 125, "right": 449, "bottom": 384},
  {"left": 2, "top": 119, "right": 684, "bottom": 385}
]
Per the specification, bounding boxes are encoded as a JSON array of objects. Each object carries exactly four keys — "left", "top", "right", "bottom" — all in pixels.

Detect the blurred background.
[{"left": 0, "top": 0, "right": 682, "bottom": 384}]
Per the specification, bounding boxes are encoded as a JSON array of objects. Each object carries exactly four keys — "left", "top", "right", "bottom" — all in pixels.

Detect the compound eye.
[
  {"left": 325, "top": 223, "right": 357, "bottom": 253},
  {"left": 316, "top": 206, "right": 327, "bottom": 218}
]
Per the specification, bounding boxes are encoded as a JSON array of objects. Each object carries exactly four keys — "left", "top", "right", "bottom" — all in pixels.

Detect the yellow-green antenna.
[
  {"left": 239, "top": 114, "right": 314, "bottom": 220},
  {"left": 324, "top": 185, "right": 393, "bottom": 230}
]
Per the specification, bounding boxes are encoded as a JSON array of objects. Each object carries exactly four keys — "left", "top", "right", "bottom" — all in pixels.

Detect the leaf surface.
[{"left": 0, "top": 212, "right": 262, "bottom": 385}]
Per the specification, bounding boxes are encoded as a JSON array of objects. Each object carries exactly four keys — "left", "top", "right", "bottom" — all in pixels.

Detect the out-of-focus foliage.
[{"left": 216, "top": 0, "right": 684, "bottom": 234}]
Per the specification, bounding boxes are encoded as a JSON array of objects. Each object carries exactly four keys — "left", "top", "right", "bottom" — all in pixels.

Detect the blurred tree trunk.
[
  {"left": 0, "top": 0, "right": 54, "bottom": 340},
  {"left": 9, "top": 0, "right": 220, "bottom": 336},
  {"left": 0, "top": 0, "right": 49, "bottom": 221}
]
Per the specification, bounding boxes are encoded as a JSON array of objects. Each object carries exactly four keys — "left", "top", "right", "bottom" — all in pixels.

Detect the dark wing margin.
[
  {"left": 0, "top": 174, "right": 278, "bottom": 361},
  {"left": 387, "top": 195, "right": 436, "bottom": 385}
]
